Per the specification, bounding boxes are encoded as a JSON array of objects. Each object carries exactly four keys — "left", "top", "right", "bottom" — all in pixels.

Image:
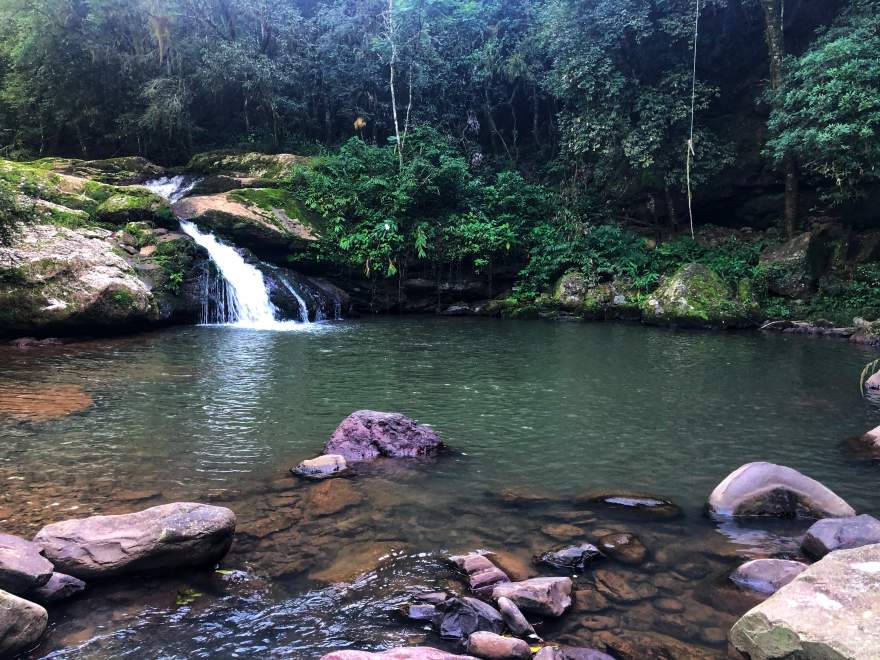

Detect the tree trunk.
[{"left": 761, "top": 0, "right": 798, "bottom": 237}]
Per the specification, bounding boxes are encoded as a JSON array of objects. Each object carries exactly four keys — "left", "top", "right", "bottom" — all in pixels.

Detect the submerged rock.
[
  {"left": 0, "top": 534, "right": 54, "bottom": 594},
  {"left": 496, "top": 596, "right": 537, "bottom": 640},
  {"left": 321, "top": 648, "right": 477, "bottom": 659},
  {"left": 467, "top": 631, "right": 531, "bottom": 660},
  {"left": 575, "top": 492, "right": 681, "bottom": 520},
  {"left": 438, "top": 596, "right": 504, "bottom": 640},
  {"left": 538, "top": 544, "right": 603, "bottom": 571},
  {"left": 29, "top": 571, "right": 86, "bottom": 603},
  {"left": 802, "top": 514, "right": 880, "bottom": 559},
  {"left": 596, "top": 533, "right": 647, "bottom": 566},
  {"left": 324, "top": 410, "right": 443, "bottom": 462},
  {"left": 707, "top": 461, "right": 855, "bottom": 519},
  {"left": 534, "top": 647, "right": 614, "bottom": 660},
  {"left": 730, "top": 558, "right": 808, "bottom": 594},
  {"left": 0, "top": 589, "right": 48, "bottom": 656},
  {"left": 729, "top": 543, "right": 880, "bottom": 659},
  {"left": 592, "top": 570, "right": 657, "bottom": 603},
  {"left": 34, "top": 502, "right": 236, "bottom": 579},
  {"left": 292, "top": 454, "right": 349, "bottom": 479},
  {"left": 492, "top": 577, "right": 572, "bottom": 617}
]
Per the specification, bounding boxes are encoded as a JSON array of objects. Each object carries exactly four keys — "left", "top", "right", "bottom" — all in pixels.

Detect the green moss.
[
  {"left": 152, "top": 238, "right": 199, "bottom": 295},
  {"left": 187, "top": 150, "right": 312, "bottom": 179}
]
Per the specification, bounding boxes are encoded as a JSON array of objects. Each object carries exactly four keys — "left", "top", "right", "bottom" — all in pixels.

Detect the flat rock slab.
[
  {"left": 0, "top": 534, "right": 54, "bottom": 594},
  {"left": 802, "top": 514, "right": 880, "bottom": 558},
  {"left": 729, "top": 543, "right": 880, "bottom": 659},
  {"left": 0, "top": 589, "right": 48, "bottom": 657},
  {"left": 321, "top": 648, "right": 476, "bottom": 659},
  {"left": 708, "top": 461, "right": 855, "bottom": 518},
  {"left": 324, "top": 410, "right": 443, "bottom": 462},
  {"left": 34, "top": 502, "right": 235, "bottom": 579},
  {"left": 730, "top": 559, "right": 808, "bottom": 594},
  {"left": 534, "top": 646, "right": 614, "bottom": 660},
  {"left": 492, "top": 577, "right": 572, "bottom": 617}
]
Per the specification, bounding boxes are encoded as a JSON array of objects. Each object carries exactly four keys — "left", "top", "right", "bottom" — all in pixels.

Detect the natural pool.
[{"left": 1, "top": 317, "right": 879, "bottom": 658}]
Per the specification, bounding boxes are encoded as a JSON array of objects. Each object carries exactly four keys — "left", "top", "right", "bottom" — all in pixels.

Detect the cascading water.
[
  {"left": 274, "top": 272, "right": 311, "bottom": 323},
  {"left": 142, "top": 175, "right": 197, "bottom": 203}
]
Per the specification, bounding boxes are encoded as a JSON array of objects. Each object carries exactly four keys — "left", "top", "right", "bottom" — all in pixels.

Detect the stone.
[
  {"left": 292, "top": 454, "right": 349, "bottom": 479},
  {"left": 553, "top": 271, "right": 590, "bottom": 311},
  {"left": 534, "top": 647, "right": 614, "bottom": 660},
  {"left": 307, "top": 479, "right": 363, "bottom": 516},
  {"left": 0, "top": 534, "right": 54, "bottom": 594},
  {"left": 29, "top": 572, "right": 86, "bottom": 603},
  {"left": 138, "top": 245, "right": 157, "bottom": 257},
  {"left": 729, "top": 543, "right": 880, "bottom": 659},
  {"left": 33, "top": 502, "right": 236, "bottom": 579},
  {"left": 0, "top": 589, "right": 48, "bottom": 657},
  {"left": 320, "top": 648, "right": 476, "bottom": 659},
  {"left": 575, "top": 492, "right": 681, "bottom": 520},
  {"left": 540, "top": 524, "right": 584, "bottom": 542},
  {"left": 730, "top": 559, "right": 808, "bottom": 594},
  {"left": 652, "top": 597, "right": 685, "bottom": 613},
  {"left": 592, "top": 570, "right": 657, "bottom": 603},
  {"left": 573, "top": 588, "right": 610, "bottom": 613},
  {"left": 401, "top": 603, "right": 438, "bottom": 621},
  {"left": 759, "top": 232, "right": 824, "bottom": 298},
  {"left": 324, "top": 410, "right": 443, "bottom": 462},
  {"left": 450, "top": 553, "right": 510, "bottom": 593},
  {"left": 467, "top": 631, "right": 531, "bottom": 660},
  {"left": 708, "top": 462, "right": 855, "bottom": 519},
  {"left": 438, "top": 597, "right": 504, "bottom": 640},
  {"left": 596, "top": 533, "right": 647, "bottom": 566},
  {"left": 802, "top": 514, "right": 880, "bottom": 559},
  {"left": 640, "top": 262, "right": 756, "bottom": 328},
  {"left": 0, "top": 383, "right": 93, "bottom": 422},
  {"left": 538, "top": 544, "right": 603, "bottom": 571},
  {"left": 492, "top": 577, "right": 572, "bottom": 617},
  {"left": 593, "top": 630, "right": 718, "bottom": 660},
  {"left": 496, "top": 596, "right": 537, "bottom": 640}
]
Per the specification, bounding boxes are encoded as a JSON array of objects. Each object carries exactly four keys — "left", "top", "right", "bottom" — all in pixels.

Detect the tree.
[{"left": 766, "top": 0, "right": 880, "bottom": 205}]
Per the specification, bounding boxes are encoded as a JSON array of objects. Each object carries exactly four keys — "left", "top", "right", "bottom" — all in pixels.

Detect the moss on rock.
[{"left": 187, "top": 150, "right": 312, "bottom": 179}]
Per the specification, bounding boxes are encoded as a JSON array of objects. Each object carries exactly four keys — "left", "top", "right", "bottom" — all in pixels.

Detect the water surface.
[{"left": 1, "top": 318, "right": 878, "bottom": 658}]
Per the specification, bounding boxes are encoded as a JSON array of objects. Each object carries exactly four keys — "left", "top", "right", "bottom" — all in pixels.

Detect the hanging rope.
[{"left": 686, "top": 0, "right": 701, "bottom": 239}]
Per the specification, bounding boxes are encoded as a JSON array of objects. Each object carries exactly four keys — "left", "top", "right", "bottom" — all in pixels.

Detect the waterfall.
[
  {"left": 275, "top": 274, "right": 311, "bottom": 323},
  {"left": 142, "top": 175, "right": 197, "bottom": 203},
  {"left": 180, "top": 221, "right": 289, "bottom": 329}
]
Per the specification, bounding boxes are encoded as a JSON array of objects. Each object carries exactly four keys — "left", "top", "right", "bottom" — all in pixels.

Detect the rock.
[
  {"left": 730, "top": 559, "right": 808, "bottom": 594},
  {"left": 707, "top": 462, "right": 855, "bottom": 519},
  {"left": 292, "top": 454, "right": 349, "bottom": 479},
  {"left": 573, "top": 588, "right": 610, "bottom": 613},
  {"left": 467, "top": 631, "right": 531, "bottom": 660},
  {"left": 0, "top": 589, "right": 48, "bottom": 657},
  {"left": 29, "top": 572, "right": 86, "bottom": 603},
  {"left": 641, "top": 263, "right": 756, "bottom": 328},
  {"left": 0, "top": 534, "right": 54, "bottom": 594},
  {"left": 496, "top": 596, "right": 537, "bottom": 640},
  {"left": 759, "top": 232, "right": 825, "bottom": 298},
  {"left": 321, "top": 648, "right": 477, "bottom": 659},
  {"left": 534, "top": 647, "right": 614, "bottom": 660},
  {"left": 540, "top": 524, "right": 584, "bottom": 541},
  {"left": 33, "top": 502, "right": 236, "bottom": 579},
  {"left": 450, "top": 553, "right": 511, "bottom": 594},
  {"left": 592, "top": 570, "right": 657, "bottom": 603},
  {"left": 593, "top": 630, "right": 718, "bottom": 660},
  {"left": 538, "top": 544, "right": 603, "bottom": 571},
  {"left": 553, "top": 271, "right": 590, "bottom": 311},
  {"left": 853, "top": 424, "right": 880, "bottom": 457},
  {"left": 307, "top": 480, "right": 363, "bottom": 517},
  {"left": 652, "top": 597, "right": 685, "bottom": 613},
  {"left": 324, "top": 410, "right": 443, "bottom": 462},
  {"left": 492, "top": 577, "right": 572, "bottom": 617},
  {"left": 596, "top": 534, "right": 647, "bottom": 566},
  {"left": 729, "top": 543, "right": 880, "bottom": 659},
  {"left": 575, "top": 492, "right": 681, "bottom": 520},
  {"left": 802, "top": 514, "right": 880, "bottom": 559},
  {"left": 438, "top": 596, "right": 504, "bottom": 640},
  {"left": 400, "top": 603, "right": 438, "bottom": 621}
]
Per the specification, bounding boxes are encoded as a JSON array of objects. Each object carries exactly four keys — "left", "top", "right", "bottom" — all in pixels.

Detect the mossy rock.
[
  {"left": 187, "top": 150, "right": 312, "bottom": 180},
  {"left": 641, "top": 263, "right": 757, "bottom": 329},
  {"left": 95, "top": 188, "right": 173, "bottom": 226},
  {"left": 553, "top": 270, "right": 590, "bottom": 310}
]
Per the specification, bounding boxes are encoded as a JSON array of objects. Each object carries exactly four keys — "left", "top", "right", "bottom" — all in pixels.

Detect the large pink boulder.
[
  {"left": 323, "top": 410, "right": 443, "bottom": 462},
  {"left": 34, "top": 502, "right": 235, "bottom": 579}
]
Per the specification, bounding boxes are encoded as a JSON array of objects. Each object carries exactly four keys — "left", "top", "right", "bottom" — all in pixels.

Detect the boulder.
[
  {"left": 641, "top": 263, "right": 756, "bottom": 328},
  {"left": 802, "top": 514, "right": 880, "bottom": 559},
  {"left": 292, "top": 454, "right": 349, "bottom": 479},
  {"left": 0, "top": 589, "right": 48, "bottom": 657},
  {"left": 575, "top": 492, "right": 681, "bottom": 520},
  {"left": 553, "top": 271, "right": 590, "bottom": 311},
  {"left": 28, "top": 572, "right": 86, "bottom": 603},
  {"left": 438, "top": 597, "right": 504, "bottom": 640},
  {"left": 33, "top": 502, "right": 236, "bottom": 579},
  {"left": 496, "top": 596, "right": 537, "bottom": 640},
  {"left": 759, "top": 232, "right": 826, "bottom": 298},
  {"left": 730, "top": 559, "right": 808, "bottom": 594},
  {"left": 492, "top": 577, "right": 572, "bottom": 617},
  {"left": 321, "top": 648, "right": 476, "bottom": 660},
  {"left": 592, "top": 570, "right": 656, "bottom": 603},
  {"left": 534, "top": 647, "right": 614, "bottom": 660},
  {"left": 595, "top": 534, "right": 647, "bottom": 566},
  {"left": 324, "top": 410, "right": 443, "bottom": 462},
  {"left": 537, "top": 544, "right": 603, "bottom": 571},
  {"left": 450, "top": 553, "right": 510, "bottom": 594},
  {"left": 708, "top": 462, "right": 855, "bottom": 519},
  {"left": 467, "top": 631, "right": 531, "bottom": 660},
  {"left": 729, "top": 543, "right": 880, "bottom": 659},
  {"left": 400, "top": 603, "right": 438, "bottom": 621},
  {"left": 0, "top": 534, "right": 54, "bottom": 594}
]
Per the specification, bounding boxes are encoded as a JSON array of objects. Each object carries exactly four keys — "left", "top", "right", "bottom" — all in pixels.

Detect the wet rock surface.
[
  {"left": 595, "top": 534, "right": 646, "bottom": 566},
  {"left": 324, "top": 410, "right": 444, "bottom": 462},
  {"left": 293, "top": 454, "right": 349, "bottom": 479},
  {"left": 538, "top": 544, "right": 604, "bottom": 571},
  {"left": 438, "top": 597, "right": 504, "bottom": 640},
  {"left": 708, "top": 461, "right": 856, "bottom": 518},
  {"left": 321, "top": 648, "right": 477, "bottom": 659},
  {"left": 0, "top": 589, "right": 49, "bottom": 657},
  {"left": 496, "top": 596, "right": 537, "bottom": 640},
  {"left": 729, "top": 558, "right": 808, "bottom": 594},
  {"left": 467, "top": 631, "right": 531, "bottom": 659},
  {"left": 29, "top": 571, "right": 87, "bottom": 603},
  {"left": 492, "top": 577, "right": 572, "bottom": 617},
  {"left": 802, "top": 514, "right": 880, "bottom": 558},
  {"left": 0, "top": 533, "right": 54, "bottom": 593},
  {"left": 34, "top": 502, "right": 236, "bottom": 579}
]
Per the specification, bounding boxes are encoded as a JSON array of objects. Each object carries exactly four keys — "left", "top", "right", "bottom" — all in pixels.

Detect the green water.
[{"left": 1, "top": 317, "right": 878, "bottom": 658}]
